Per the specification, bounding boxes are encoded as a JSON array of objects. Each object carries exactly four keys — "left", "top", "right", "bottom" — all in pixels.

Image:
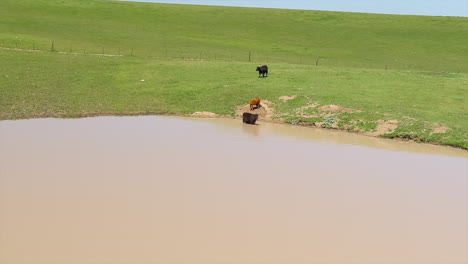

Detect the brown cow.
[
  {"left": 249, "top": 97, "right": 261, "bottom": 110},
  {"left": 243, "top": 113, "right": 259, "bottom": 125}
]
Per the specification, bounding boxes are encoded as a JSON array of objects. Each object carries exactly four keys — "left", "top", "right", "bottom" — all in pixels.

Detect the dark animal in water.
[
  {"left": 243, "top": 113, "right": 259, "bottom": 125},
  {"left": 256, "top": 65, "right": 268, "bottom": 77},
  {"left": 249, "top": 97, "right": 261, "bottom": 110}
]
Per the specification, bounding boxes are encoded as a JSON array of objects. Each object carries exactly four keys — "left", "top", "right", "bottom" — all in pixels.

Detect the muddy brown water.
[{"left": 1, "top": 116, "right": 467, "bottom": 264}]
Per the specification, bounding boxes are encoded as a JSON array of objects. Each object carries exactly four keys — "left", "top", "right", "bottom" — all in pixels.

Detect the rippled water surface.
[{"left": 1, "top": 116, "right": 467, "bottom": 264}]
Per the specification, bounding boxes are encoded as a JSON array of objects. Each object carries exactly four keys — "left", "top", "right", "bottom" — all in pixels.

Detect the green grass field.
[
  {"left": 2, "top": 0, "right": 468, "bottom": 71},
  {"left": 1, "top": 0, "right": 467, "bottom": 148}
]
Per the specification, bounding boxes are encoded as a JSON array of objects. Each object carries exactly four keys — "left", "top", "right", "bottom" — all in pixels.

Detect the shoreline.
[{"left": 2, "top": 111, "right": 467, "bottom": 152}]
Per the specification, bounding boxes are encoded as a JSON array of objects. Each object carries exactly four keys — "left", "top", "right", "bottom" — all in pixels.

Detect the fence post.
[
  {"left": 316, "top": 59, "right": 319, "bottom": 66},
  {"left": 51, "top": 40, "right": 54, "bottom": 51}
]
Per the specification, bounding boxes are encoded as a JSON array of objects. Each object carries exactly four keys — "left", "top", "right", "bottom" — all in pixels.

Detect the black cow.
[
  {"left": 256, "top": 65, "right": 268, "bottom": 77},
  {"left": 243, "top": 113, "right": 259, "bottom": 125}
]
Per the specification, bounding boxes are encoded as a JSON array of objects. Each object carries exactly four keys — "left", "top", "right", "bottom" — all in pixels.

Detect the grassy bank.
[
  {"left": 1, "top": 0, "right": 468, "bottom": 72},
  {"left": 1, "top": 0, "right": 467, "bottom": 148},
  {"left": 1, "top": 49, "right": 467, "bottom": 148}
]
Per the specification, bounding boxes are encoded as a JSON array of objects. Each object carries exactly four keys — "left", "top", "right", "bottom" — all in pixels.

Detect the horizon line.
[{"left": 114, "top": 0, "right": 468, "bottom": 18}]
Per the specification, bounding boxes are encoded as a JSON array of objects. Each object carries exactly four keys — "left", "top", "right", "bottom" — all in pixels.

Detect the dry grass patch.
[
  {"left": 366, "top": 120, "right": 399, "bottom": 136},
  {"left": 318, "top": 104, "right": 362, "bottom": 113},
  {"left": 279, "top": 95, "right": 296, "bottom": 102},
  {"left": 430, "top": 123, "right": 449, "bottom": 135},
  {"left": 190, "top": 111, "right": 220, "bottom": 118}
]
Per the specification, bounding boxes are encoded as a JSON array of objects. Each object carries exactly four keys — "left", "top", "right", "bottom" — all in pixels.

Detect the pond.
[{"left": 1, "top": 116, "right": 467, "bottom": 264}]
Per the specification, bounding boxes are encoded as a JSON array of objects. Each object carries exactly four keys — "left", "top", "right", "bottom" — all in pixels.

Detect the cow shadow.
[{"left": 251, "top": 105, "right": 262, "bottom": 110}]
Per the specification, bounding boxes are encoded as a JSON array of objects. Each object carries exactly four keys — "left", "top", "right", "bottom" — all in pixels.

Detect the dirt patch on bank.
[
  {"left": 318, "top": 104, "right": 362, "bottom": 113},
  {"left": 236, "top": 100, "right": 279, "bottom": 122},
  {"left": 293, "top": 102, "right": 320, "bottom": 118},
  {"left": 279, "top": 95, "right": 296, "bottom": 102},
  {"left": 297, "top": 102, "right": 320, "bottom": 111},
  {"left": 430, "top": 123, "right": 449, "bottom": 135},
  {"left": 190, "top": 111, "right": 220, "bottom": 118},
  {"left": 366, "top": 120, "right": 399, "bottom": 136}
]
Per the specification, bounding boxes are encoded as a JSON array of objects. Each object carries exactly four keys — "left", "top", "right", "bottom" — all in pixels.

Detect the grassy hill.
[
  {"left": 2, "top": 0, "right": 467, "bottom": 71},
  {"left": 0, "top": 0, "right": 467, "bottom": 149}
]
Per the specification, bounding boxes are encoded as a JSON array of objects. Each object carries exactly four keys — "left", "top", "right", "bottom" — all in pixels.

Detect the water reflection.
[{"left": 242, "top": 123, "right": 261, "bottom": 137}]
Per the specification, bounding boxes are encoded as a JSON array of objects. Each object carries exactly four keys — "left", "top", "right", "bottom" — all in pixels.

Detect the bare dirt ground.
[
  {"left": 431, "top": 123, "right": 449, "bottom": 135},
  {"left": 318, "top": 104, "right": 362, "bottom": 113},
  {"left": 190, "top": 111, "right": 220, "bottom": 118},
  {"left": 365, "top": 120, "right": 399, "bottom": 136},
  {"left": 279, "top": 95, "right": 296, "bottom": 102},
  {"left": 235, "top": 100, "right": 280, "bottom": 122}
]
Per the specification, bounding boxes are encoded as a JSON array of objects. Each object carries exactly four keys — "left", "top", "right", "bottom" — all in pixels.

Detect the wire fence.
[{"left": 0, "top": 39, "right": 463, "bottom": 73}]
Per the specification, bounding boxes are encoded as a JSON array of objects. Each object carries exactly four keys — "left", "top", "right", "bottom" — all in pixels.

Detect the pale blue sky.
[{"left": 121, "top": 0, "right": 468, "bottom": 17}]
